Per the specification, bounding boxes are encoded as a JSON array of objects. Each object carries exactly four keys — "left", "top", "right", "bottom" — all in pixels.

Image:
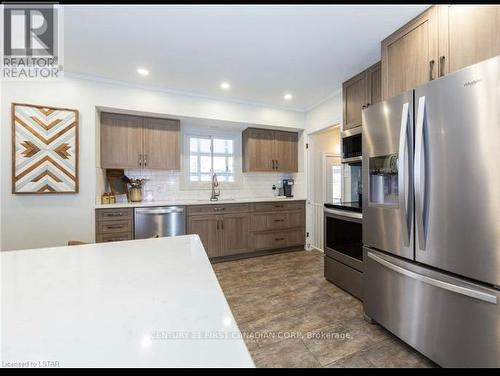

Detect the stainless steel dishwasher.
[{"left": 134, "top": 206, "right": 185, "bottom": 239}]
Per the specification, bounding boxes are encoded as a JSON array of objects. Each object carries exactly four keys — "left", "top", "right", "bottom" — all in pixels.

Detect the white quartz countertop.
[
  {"left": 95, "top": 196, "right": 307, "bottom": 209},
  {"left": 1, "top": 236, "right": 254, "bottom": 368}
]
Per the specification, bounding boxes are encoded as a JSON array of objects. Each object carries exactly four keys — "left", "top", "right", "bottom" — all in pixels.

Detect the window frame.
[{"left": 181, "top": 126, "right": 242, "bottom": 190}]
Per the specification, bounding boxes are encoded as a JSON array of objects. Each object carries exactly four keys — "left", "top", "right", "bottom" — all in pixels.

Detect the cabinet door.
[
  {"left": 342, "top": 71, "right": 367, "bottom": 130},
  {"left": 220, "top": 213, "right": 250, "bottom": 256},
  {"left": 143, "top": 117, "right": 180, "bottom": 170},
  {"left": 242, "top": 128, "right": 275, "bottom": 172},
  {"left": 101, "top": 113, "right": 143, "bottom": 169},
  {"left": 274, "top": 131, "right": 298, "bottom": 172},
  {"left": 366, "top": 62, "right": 382, "bottom": 106},
  {"left": 381, "top": 6, "right": 438, "bottom": 99},
  {"left": 187, "top": 215, "right": 220, "bottom": 258},
  {"left": 442, "top": 5, "right": 500, "bottom": 75}
]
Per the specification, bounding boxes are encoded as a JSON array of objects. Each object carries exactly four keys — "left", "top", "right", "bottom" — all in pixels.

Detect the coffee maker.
[{"left": 282, "top": 179, "right": 294, "bottom": 198}]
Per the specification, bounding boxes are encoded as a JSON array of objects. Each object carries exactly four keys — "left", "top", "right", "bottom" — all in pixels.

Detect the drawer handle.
[
  {"left": 106, "top": 213, "right": 124, "bottom": 217},
  {"left": 274, "top": 219, "right": 285, "bottom": 222},
  {"left": 275, "top": 237, "right": 285, "bottom": 241},
  {"left": 274, "top": 205, "right": 284, "bottom": 208},
  {"left": 106, "top": 225, "right": 125, "bottom": 229},
  {"left": 214, "top": 207, "right": 226, "bottom": 212}
]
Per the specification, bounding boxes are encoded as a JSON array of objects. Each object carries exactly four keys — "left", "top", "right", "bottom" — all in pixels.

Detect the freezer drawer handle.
[{"left": 367, "top": 252, "right": 497, "bottom": 304}]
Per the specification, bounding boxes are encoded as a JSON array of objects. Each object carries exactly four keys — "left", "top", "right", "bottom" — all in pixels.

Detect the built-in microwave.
[{"left": 341, "top": 128, "right": 362, "bottom": 163}]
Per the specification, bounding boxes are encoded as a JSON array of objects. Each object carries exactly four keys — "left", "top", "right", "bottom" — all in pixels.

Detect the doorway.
[{"left": 306, "top": 126, "right": 341, "bottom": 251}]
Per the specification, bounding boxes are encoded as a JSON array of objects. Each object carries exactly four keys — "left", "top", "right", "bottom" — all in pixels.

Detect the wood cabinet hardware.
[
  {"left": 439, "top": 56, "right": 446, "bottom": 77},
  {"left": 429, "top": 59, "right": 435, "bottom": 81}
]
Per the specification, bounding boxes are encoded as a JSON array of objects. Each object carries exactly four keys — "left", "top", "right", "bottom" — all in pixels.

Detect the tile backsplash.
[{"left": 96, "top": 168, "right": 305, "bottom": 203}]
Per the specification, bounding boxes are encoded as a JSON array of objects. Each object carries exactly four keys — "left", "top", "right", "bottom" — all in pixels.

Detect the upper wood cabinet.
[
  {"left": 101, "top": 112, "right": 180, "bottom": 170},
  {"left": 382, "top": 5, "right": 500, "bottom": 99},
  {"left": 242, "top": 128, "right": 298, "bottom": 172},
  {"left": 381, "top": 6, "right": 439, "bottom": 100},
  {"left": 101, "top": 113, "right": 143, "bottom": 169},
  {"left": 342, "top": 61, "right": 381, "bottom": 131},
  {"left": 142, "top": 117, "right": 180, "bottom": 170},
  {"left": 342, "top": 71, "right": 367, "bottom": 130},
  {"left": 439, "top": 5, "right": 500, "bottom": 76}
]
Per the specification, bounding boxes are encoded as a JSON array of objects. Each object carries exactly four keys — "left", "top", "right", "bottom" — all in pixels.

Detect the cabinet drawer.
[
  {"left": 187, "top": 204, "right": 249, "bottom": 216},
  {"left": 96, "top": 208, "right": 132, "bottom": 221},
  {"left": 252, "top": 229, "right": 305, "bottom": 251},
  {"left": 252, "top": 210, "right": 304, "bottom": 231},
  {"left": 97, "top": 219, "right": 132, "bottom": 234},
  {"left": 96, "top": 232, "right": 133, "bottom": 243},
  {"left": 251, "top": 201, "right": 305, "bottom": 213}
]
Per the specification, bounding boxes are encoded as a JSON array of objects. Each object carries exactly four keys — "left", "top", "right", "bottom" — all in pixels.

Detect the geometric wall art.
[{"left": 12, "top": 103, "right": 79, "bottom": 194}]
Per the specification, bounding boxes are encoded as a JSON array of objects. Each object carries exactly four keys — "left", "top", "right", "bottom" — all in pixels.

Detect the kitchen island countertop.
[{"left": 1, "top": 235, "right": 254, "bottom": 368}]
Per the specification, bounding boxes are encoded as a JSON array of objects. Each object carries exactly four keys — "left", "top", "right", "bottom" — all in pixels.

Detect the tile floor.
[{"left": 212, "top": 250, "right": 436, "bottom": 368}]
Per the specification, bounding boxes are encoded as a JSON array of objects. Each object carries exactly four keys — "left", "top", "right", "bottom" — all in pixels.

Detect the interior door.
[
  {"left": 325, "top": 155, "right": 342, "bottom": 202},
  {"left": 220, "top": 213, "right": 250, "bottom": 256},
  {"left": 414, "top": 56, "right": 500, "bottom": 286},
  {"left": 187, "top": 215, "right": 220, "bottom": 258},
  {"left": 274, "top": 131, "right": 298, "bottom": 172},
  {"left": 362, "top": 90, "right": 414, "bottom": 260},
  {"left": 142, "top": 117, "right": 180, "bottom": 170}
]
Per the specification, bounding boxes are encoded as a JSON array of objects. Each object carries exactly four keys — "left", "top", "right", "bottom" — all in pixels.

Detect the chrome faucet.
[{"left": 210, "top": 172, "right": 220, "bottom": 201}]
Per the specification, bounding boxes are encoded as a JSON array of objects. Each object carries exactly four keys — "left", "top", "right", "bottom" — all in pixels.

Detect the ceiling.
[{"left": 64, "top": 5, "right": 429, "bottom": 112}]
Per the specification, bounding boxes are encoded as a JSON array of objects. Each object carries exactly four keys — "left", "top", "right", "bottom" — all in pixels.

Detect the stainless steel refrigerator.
[{"left": 362, "top": 55, "right": 500, "bottom": 367}]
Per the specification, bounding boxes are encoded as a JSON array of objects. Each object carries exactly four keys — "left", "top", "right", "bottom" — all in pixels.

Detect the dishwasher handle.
[{"left": 135, "top": 206, "right": 185, "bottom": 215}]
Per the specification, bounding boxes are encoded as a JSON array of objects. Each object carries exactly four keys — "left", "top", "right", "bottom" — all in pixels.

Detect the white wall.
[
  {"left": 1, "top": 77, "right": 305, "bottom": 251},
  {"left": 305, "top": 89, "right": 342, "bottom": 134}
]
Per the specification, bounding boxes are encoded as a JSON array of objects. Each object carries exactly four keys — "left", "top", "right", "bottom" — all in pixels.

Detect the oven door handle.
[{"left": 324, "top": 208, "right": 362, "bottom": 221}]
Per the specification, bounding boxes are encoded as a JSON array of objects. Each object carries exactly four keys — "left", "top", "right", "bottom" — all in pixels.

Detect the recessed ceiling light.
[
  {"left": 137, "top": 67, "right": 149, "bottom": 76},
  {"left": 220, "top": 82, "right": 231, "bottom": 90},
  {"left": 284, "top": 93, "right": 293, "bottom": 101}
]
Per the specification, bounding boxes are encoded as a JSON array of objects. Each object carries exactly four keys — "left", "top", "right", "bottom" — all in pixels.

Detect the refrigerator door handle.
[
  {"left": 415, "top": 96, "right": 427, "bottom": 250},
  {"left": 367, "top": 252, "right": 498, "bottom": 304},
  {"left": 398, "top": 102, "right": 410, "bottom": 246}
]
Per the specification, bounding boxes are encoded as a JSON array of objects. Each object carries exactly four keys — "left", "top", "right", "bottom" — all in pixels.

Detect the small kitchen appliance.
[{"left": 282, "top": 179, "right": 294, "bottom": 197}]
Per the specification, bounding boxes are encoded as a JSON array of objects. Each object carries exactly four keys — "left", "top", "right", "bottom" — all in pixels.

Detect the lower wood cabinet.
[
  {"left": 187, "top": 200, "right": 306, "bottom": 260},
  {"left": 187, "top": 204, "right": 251, "bottom": 258},
  {"left": 186, "top": 214, "right": 220, "bottom": 258},
  {"left": 220, "top": 213, "right": 250, "bottom": 256},
  {"left": 95, "top": 208, "right": 133, "bottom": 243},
  {"left": 252, "top": 228, "right": 305, "bottom": 251}
]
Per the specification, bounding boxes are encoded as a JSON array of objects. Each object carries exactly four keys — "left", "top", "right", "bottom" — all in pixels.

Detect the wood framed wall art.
[{"left": 12, "top": 103, "right": 79, "bottom": 194}]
